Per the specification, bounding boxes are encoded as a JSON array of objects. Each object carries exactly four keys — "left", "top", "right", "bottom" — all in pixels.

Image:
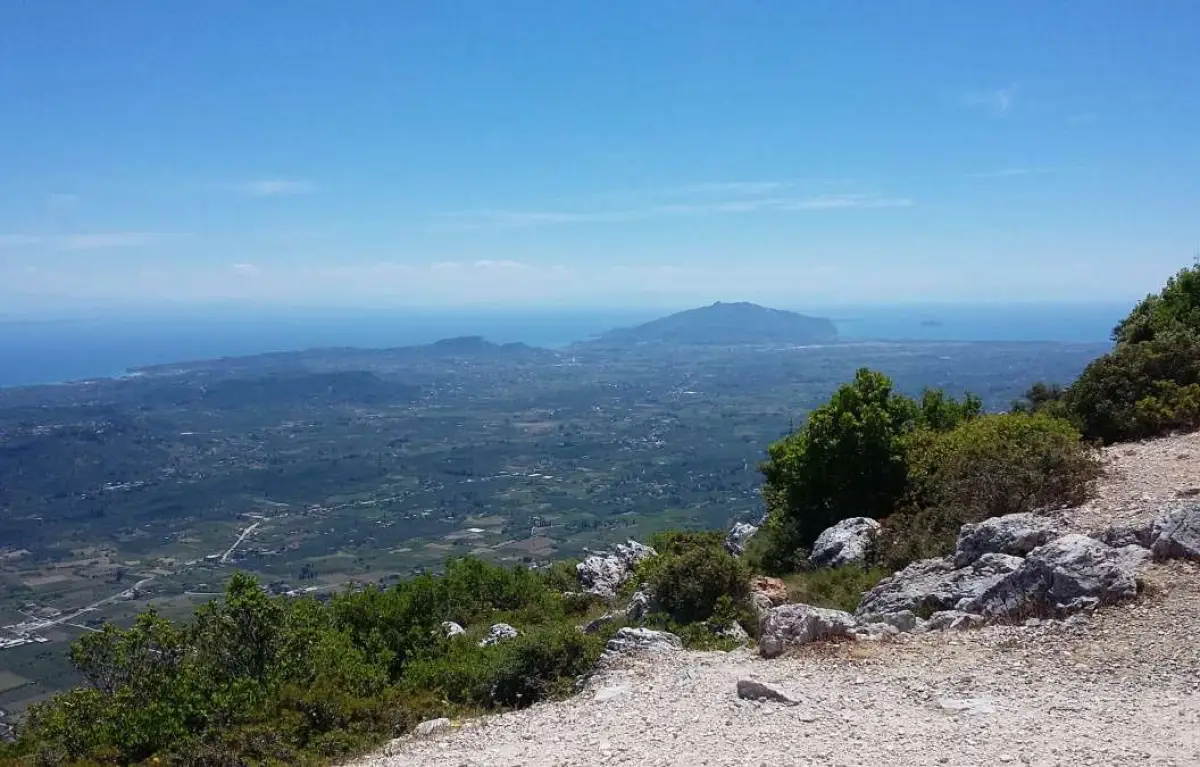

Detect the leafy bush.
[
  {"left": 909, "top": 412, "right": 1100, "bottom": 519},
  {"left": 9, "top": 558, "right": 607, "bottom": 766},
  {"left": 640, "top": 531, "right": 750, "bottom": 624},
  {"left": 1113, "top": 262, "right": 1200, "bottom": 345},
  {"left": 754, "top": 369, "right": 981, "bottom": 573},
  {"left": 871, "top": 412, "right": 1100, "bottom": 570},
  {"left": 781, "top": 566, "right": 890, "bottom": 613},
  {"left": 1041, "top": 262, "right": 1200, "bottom": 443},
  {"left": 1067, "top": 333, "right": 1200, "bottom": 443}
]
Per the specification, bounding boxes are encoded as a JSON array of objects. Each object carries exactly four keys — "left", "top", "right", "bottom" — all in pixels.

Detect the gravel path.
[{"left": 357, "top": 435, "right": 1200, "bottom": 767}]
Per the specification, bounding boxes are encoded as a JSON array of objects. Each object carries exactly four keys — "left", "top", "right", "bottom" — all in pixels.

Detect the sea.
[{"left": 0, "top": 302, "right": 1131, "bottom": 389}]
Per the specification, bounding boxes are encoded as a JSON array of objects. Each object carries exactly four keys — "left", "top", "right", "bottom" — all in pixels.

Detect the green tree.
[
  {"left": 754, "top": 369, "right": 980, "bottom": 572},
  {"left": 1113, "top": 261, "right": 1200, "bottom": 345}
]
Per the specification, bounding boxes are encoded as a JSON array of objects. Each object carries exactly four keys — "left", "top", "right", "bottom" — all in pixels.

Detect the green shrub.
[
  {"left": 870, "top": 412, "right": 1100, "bottom": 570},
  {"left": 1048, "top": 262, "right": 1200, "bottom": 443},
  {"left": 640, "top": 531, "right": 750, "bottom": 624},
  {"left": 1113, "top": 262, "right": 1200, "bottom": 345},
  {"left": 754, "top": 369, "right": 981, "bottom": 573},
  {"left": 10, "top": 556, "right": 609, "bottom": 766},
  {"left": 909, "top": 412, "right": 1100, "bottom": 519},
  {"left": 869, "top": 504, "right": 971, "bottom": 572},
  {"left": 781, "top": 566, "right": 890, "bottom": 613},
  {"left": 1067, "top": 333, "right": 1200, "bottom": 443}
]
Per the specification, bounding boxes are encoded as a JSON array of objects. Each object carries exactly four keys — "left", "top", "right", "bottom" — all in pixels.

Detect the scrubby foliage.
[
  {"left": 908, "top": 412, "right": 1100, "bottom": 519},
  {"left": 753, "top": 367, "right": 1099, "bottom": 574},
  {"left": 6, "top": 563, "right": 612, "bottom": 766},
  {"left": 1018, "top": 262, "right": 1200, "bottom": 443},
  {"left": 753, "top": 369, "right": 981, "bottom": 572},
  {"left": 641, "top": 530, "right": 751, "bottom": 625},
  {"left": 871, "top": 413, "right": 1100, "bottom": 571},
  {"left": 781, "top": 566, "right": 891, "bottom": 614}
]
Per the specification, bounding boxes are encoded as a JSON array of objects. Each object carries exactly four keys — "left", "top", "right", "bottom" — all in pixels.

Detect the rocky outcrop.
[
  {"left": 924, "top": 610, "right": 986, "bottom": 631},
  {"left": 709, "top": 621, "right": 750, "bottom": 643},
  {"left": 578, "top": 614, "right": 617, "bottom": 634},
  {"left": 736, "top": 679, "right": 798, "bottom": 705},
  {"left": 868, "top": 609, "right": 921, "bottom": 633},
  {"left": 577, "top": 540, "right": 656, "bottom": 599},
  {"left": 1150, "top": 504, "right": 1200, "bottom": 562},
  {"left": 441, "top": 621, "right": 466, "bottom": 638},
  {"left": 809, "top": 517, "right": 880, "bottom": 569},
  {"left": 750, "top": 576, "right": 789, "bottom": 607},
  {"left": 604, "top": 627, "right": 682, "bottom": 655},
  {"left": 759, "top": 603, "right": 860, "bottom": 658},
  {"left": 725, "top": 522, "right": 759, "bottom": 556},
  {"left": 478, "top": 623, "right": 520, "bottom": 647},
  {"left": 964, "top": 534, "right": 1147, "bottom": 618},
  {"left": 953, "top": 513, "right": 1063, "bottom": 567},
  {"left": 856, "top": 553, "right": 1023, "bottom": 619},
  {"left": 624, "top": 587, "right": 653, "bottom": 622},
  {"left": 414, "top": 718, "right": 452, "bottom": 737}
]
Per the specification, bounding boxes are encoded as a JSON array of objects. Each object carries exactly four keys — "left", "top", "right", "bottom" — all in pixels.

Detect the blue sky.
[{"left": 1, "top": 2, "right": 1198, "bottom": 311}]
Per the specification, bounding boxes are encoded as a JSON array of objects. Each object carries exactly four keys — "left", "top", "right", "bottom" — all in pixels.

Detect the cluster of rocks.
[
  {"left": 724, "top": 522, "right": 759, "bottom": 556},
  {"left": 576, "top": 540, "right": 656, "bottom": 599},
  {"left": 756, "top": 505, "right": 1200, "bottom": 658}
]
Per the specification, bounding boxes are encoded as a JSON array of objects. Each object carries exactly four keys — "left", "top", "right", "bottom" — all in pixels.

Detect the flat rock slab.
[{"left": 736, "top": 679, "right": 798, "bottom": 705}]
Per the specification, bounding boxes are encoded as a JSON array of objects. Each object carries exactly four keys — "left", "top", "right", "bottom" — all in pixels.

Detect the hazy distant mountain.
[{"left": 588, "top": 302, "right": 838, "bottom": 346}]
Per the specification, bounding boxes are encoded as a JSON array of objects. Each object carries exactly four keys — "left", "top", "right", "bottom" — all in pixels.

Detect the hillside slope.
[
  {"left": 589, "top": 302, "right": 838, "bottom": 346},
  {"left": 357, "top": 433, "right": 1200, "bottom": 767}
]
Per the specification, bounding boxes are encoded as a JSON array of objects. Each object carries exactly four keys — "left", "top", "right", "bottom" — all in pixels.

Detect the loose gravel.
[{"left": 355, "top": 434, "right": 1200, "bottom": 767}]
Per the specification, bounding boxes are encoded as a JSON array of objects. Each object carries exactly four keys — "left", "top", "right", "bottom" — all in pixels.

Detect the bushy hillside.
[{"left": 5, "top": 265, "right": 1200, "bottom": 767}]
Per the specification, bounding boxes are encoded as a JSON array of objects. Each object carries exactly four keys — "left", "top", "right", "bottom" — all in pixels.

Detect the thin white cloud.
[
  {"left": 963, "top": 85, "right": 1019, "bottom": 115},
  {"left": 224, "top": 179, "right": 315, "bottom": 197},
  {"left": 231, "top": 263, "right": 261, "bottom": 275},
  {"left": 47, "top": 192, "right": 81, "bottom": 206},
  {"left": 0, "top": 232, "right": 160, "bottom": 250},
  {"left": 445, "top": 193, "right": 912, "bottom": 228},
  {"left": 0, "top": 234, "right": 44, "bottom": 248},
  {"left": 968, "top": 167, "right": 1056, "bottom": 179},
  {"left": 60, "top": 232, "right": 159, "bottom": 250}
]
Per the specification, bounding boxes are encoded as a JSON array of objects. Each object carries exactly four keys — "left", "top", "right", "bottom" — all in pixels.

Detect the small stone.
[{"left": 736, "top": 679, "right": 799, "bottom": 705}]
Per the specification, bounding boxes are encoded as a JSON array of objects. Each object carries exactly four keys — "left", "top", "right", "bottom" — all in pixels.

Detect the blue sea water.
[{"left": 0, "top": 302, "right": 1131, "bottom": 389}]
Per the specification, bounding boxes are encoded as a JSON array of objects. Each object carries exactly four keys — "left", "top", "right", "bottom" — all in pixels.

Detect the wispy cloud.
[
  {"left": 0, "top": 232, "right": 160, "bottom": 250},
  {"left": 963, "top": 84, "right": 1019, "bottom": 115},
  {"left": 431, "top": 259, "right": 535, "bottom": 270},
  {"left": 60, "top": 232, "right": 159, "bottom": 250},
  {"left": 47, "top": 192, "right": 81, "bottom": 206},
  {"left": 444, "top": 193, "right": 912, "bottom": 229},
  {"left": 230, "top": 263, "right": 261, "bottom": 275},
  {"left": 223, "top": 179, "right": 316, "bottom": 197},
  {"left": 968, "top": 167, "right": 1057, "bottom": 179},
  {"left": 0, "top": 234, "right": 44, "bottom": 248}
]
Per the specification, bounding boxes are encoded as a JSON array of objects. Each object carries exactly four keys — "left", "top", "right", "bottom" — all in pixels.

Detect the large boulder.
[
  {"left": 725, "top": 522, "right": 759, "bottom": 556},
  {"left": 604, "top": 627, "right": 682, "bottom": 656},
  {"left": 478, "top": 623, "right": 519, "bottom": 647},
  {"left": 441, "top": 621, "right": 466, "bottom": 638},
  {"left": 855, "top": 553, "right": 1023, "bottom": 619},
  {"left": 953, "top": 513, "right": 1064, "bottom": 568},
  {"left": 964, "top": 534, "right": 1147, "bottom": 618},
  {"left": 759, "top": 603, "right": 860, "bottom": 658},
  {"left": 809, "top": 517, "right": 880, "bottom": 569},
  {"left": 1150, "top": 505, "right": 1200, "bottom": 562},
  {"left": 576, "top": 540, "right": 656, "bottom": 599}
]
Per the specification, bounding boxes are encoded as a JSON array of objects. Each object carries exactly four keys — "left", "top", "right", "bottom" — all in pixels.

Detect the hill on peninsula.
[{"left": 588, "top": 302, "right": 838, "bottom": 346}]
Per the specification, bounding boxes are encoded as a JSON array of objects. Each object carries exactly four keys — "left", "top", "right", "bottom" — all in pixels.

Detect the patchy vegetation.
[
  {"left": 1018, "top": 262, "right": 1200, "bottom": 443},
  {"left": 1, "top": 563, "right": 612, "bottom": 766}
]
